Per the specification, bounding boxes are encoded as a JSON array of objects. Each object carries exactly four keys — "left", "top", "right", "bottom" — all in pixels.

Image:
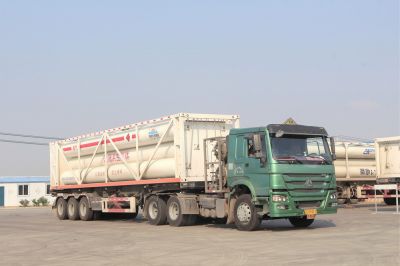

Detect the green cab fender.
[
  {"left": 228, "top": 178, "right": 257, "bottom": 201},
  {"left": 226, "top": 179, "right": 258, "bottom": 224}
]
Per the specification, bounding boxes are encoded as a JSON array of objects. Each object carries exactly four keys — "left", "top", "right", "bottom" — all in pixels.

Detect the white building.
[{"left": 0, "top": 176, "right": 54, "bottom": 207}]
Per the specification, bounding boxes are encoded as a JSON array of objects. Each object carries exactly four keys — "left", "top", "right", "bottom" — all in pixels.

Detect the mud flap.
[{"left": 226, "top": 197, "right": 237, "bottom": 224}]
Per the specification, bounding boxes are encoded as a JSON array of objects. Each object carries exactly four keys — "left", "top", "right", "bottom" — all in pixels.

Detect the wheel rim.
[
  {"left": 80, "top": 202, "right": 87, "bottom": 216},
  {"left": 148, "top": 201, "right": 158, "bottom": 220},
  {"left": 57, "top": 201, "right": 64, "bottom": 215},
  {"left": 236, "top": 202, "right": 251, "bottom": 224},
  {"left": 68, "top": 202, "right": 75, "bottom": 215},
  {"left": 168, "top": 202, "right": 179, "bottom": 221}
]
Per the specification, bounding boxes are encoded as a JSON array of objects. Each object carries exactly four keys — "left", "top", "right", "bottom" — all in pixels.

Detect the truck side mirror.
[{"left": 330, "top": 137, "right": 336, "bottom": 161}]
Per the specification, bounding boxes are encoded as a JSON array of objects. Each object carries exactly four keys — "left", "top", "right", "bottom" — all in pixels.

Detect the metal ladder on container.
[{"left": 203, "top": 137, "right": 227, "bottom": 193}]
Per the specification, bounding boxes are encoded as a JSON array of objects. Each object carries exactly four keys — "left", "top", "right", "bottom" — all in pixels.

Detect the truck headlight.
[
  {"left": 272, "top": 195, "right": 287, "bottom": 202},
  {"left": 330, "top": 192, "right": 337, "bottom": 200}
]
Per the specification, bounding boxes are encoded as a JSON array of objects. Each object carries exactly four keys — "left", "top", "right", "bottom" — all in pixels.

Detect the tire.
[
  {"left": 337, "top": 198, "right": 346, "bottom": 205},
  {"left": 384, "top": 198, "right": 397, "bottom": 206},
  {"left": 233, "top": 194, "right": 261, "bottom": 231},
  {"left": 349, "top": 198, "right": 359, "bottom": 204},
  {"left": 166, "top": 196, "right": 189, "bottom": 227},
  {"left": 67, "top": 197, "right": 80, "bottom": 220},
  {"left": 79, "top": 197, "right": 94, "bottom": 221},
  {"left": 56, "top": 198, "right": 68, "bottom": 220},
  {"left": 145, "top": 196, "right": 167, "bottom": 225},
  {"left": 289, "top": 216, "right": 314, "bottom": 228}
]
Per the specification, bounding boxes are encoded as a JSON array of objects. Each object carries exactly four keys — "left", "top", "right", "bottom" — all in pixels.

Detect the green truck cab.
[{"left": 226, "top": 124, "right": 337, "bottom": 230}]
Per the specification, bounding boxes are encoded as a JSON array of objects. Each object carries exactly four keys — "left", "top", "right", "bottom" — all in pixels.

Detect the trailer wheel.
[
  {"left": 349, "top": 198, "right": 359, "bottom": 204},
  {"left": 167, "top": 196, "right": 188, "bottom": 227},
  {"left": 79, "top": 197, "right": 94, "bottom": 221},
  {"left": 67, "top": 197, "right": 80, "bottom": 220},
  {"left": 56, "top": 198, "right": 68, "bottom": 220},
  {"left": 289, "top": 216, "right": 314, "bottom": 228},
  {"left": 233, "top": 194, "right": 261, "bottom": 231},
  {"left": 145, "top": 196, "right": 167, "bottom": 225},
  {"left": 337, "top": 198, "right": 346, "bottom": 205}
]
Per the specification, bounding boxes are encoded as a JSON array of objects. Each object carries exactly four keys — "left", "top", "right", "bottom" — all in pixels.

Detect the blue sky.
[{"left": 0, "top": 1, "right": 398, "bottom": 175}]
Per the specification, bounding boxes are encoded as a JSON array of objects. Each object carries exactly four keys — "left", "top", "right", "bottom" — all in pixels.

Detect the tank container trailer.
[
  {"left": 334, "top": 142, "right": 377, "bottom": 204},
  {"left": 375, "top": 136, "right": 400, "bottom": 205},
  {"left": 50, "top": 113, "right": 337, "bottom": 231}
]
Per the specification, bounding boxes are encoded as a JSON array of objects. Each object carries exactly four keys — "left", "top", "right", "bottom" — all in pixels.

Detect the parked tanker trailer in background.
[
  {"left": 334, "top": 141, "right": 377, "bottom": 204},
  {"left": 334, "top": 137, "right": 400, "bottom": 205},
  {"left": 50, "top": 113, "right": 337, "bottom": 231},
  {"left": 375, "top": 136, "right": 400, "bottom": 205}
]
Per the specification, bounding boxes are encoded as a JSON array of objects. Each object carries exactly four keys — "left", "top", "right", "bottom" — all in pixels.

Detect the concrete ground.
[{"left": 0, "top": 205, "right": 399, "bottom": 266}]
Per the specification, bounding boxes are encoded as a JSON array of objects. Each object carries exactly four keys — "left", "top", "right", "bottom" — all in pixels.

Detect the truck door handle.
[{"left": 245, "top": 163, "right": 249, "bottom": 167}]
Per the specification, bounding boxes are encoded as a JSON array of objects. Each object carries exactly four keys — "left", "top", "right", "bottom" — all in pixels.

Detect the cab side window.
[
  {"left": 235, "top": 136, "right": 246, "bottom": 159},
  {"left": 246, "top": 133, "right": 267, "bottom": 163},
  {"left": 247, "top": 138, "right": 257, "bottom": 158},
  {"left": 245, "top": 133, "right": 267, "bottom": 167}
]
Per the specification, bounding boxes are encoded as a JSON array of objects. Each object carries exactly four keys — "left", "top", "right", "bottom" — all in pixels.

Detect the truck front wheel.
[
  {"left": 67, "top": 197, "right": 80, "bottom": 220},
  {"left": 233, "top": 194, "right": 261, "bottom": 231},
  {"left": 145, "top": 196, "right": 167, "bottom": 225},
  {"left": 56, "top": 198, "right": 68, "bottom": 220},
  {"left": 289, "top": 216, "right": 314, "bottom": 228}
]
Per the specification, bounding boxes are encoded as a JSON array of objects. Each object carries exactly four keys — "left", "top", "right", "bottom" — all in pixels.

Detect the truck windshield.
[{"left": 270, "top": 135, "right": 332, "bottom": 165}]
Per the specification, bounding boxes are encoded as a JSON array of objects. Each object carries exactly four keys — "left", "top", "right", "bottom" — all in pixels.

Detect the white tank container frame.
[
  {"left": 50, "top": 113, "right": 240, "bottom": 188},
  {"left": 375, "top": 136, "right": 400, "bottom": 180},
  {"left": 334, "top": 142, "right": 376, "bottom": 180},
  {"left": 50, "top": 122, "right": 172, "bottom": 186}
]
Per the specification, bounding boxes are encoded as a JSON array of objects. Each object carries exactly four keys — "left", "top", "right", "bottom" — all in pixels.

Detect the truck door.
[{"left": 230, "top": 132, "right": 269, "bottom": 197}]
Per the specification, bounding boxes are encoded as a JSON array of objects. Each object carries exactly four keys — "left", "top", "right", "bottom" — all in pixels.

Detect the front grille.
[
  {"left": 285, "top": 174, "right": 329, "bottom": 178},
  {"left": 282, "top": 174, "right": 332, "bottom": 198},
  {"left": 286, "top": 181, "right": 326, "bottom": 186},
  {"left": 292, "top": 189, "right": 322, "bottom": 193},
  {"left": 295, "top": 201, "right": 321, "bottom": 209}
]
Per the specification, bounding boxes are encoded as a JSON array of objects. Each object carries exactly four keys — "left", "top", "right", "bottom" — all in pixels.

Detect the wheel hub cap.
[
  {"left": 148, "top": 202, "right": 158, "bottom": 219},
  {"left": 169, "top": 202, "right": 179, "bottom": 221},
  {"left": 57, "top": 203, "right": 63, "bottom": 215},
  {"left": 68, "top": 203, "right": 74, "bottom": 215},
  {"left": 80, "top": 203, "right": 87, "bottom": 216},
  {"left": 237, "top": 203, "right": 251, "bottom": 223}
]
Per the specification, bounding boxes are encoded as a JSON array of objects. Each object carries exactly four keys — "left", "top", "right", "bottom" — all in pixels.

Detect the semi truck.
[{"left": 50, "top": 113, "right": 337, "bottom": 231}]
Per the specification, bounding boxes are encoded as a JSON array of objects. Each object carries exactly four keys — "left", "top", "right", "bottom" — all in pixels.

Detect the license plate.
[
  {"left": 304, "top": 209, "right": 317, "bottom": 219},
  {"left": 304, "top": 209, "right": 317, "bottom": 215}
]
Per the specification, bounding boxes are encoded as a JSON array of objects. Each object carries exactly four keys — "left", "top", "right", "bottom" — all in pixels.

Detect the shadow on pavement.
[
  {"left": 95, "top": 212, "right": 147, "bottom": 223},
  {"left": 91, "top": 212, "right": 338, "bottom": 230},
  {"left": 203, "top": 218, "right": 336, "bottom": 231}
]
